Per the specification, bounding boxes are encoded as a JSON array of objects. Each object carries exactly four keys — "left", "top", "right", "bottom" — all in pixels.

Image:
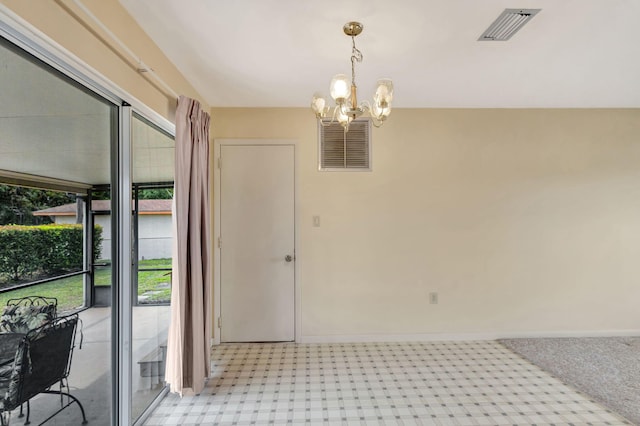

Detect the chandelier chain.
[{"left": 350, "top": 36, "right": 363, "bottom": 87}]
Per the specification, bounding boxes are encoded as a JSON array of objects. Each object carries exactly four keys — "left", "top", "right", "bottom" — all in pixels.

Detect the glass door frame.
[
  {"left": 113, "top": 104, "right": 134, "bottom": 424},
  {"left": 0, "top": 7, "right": 176, "bottom": 425}
]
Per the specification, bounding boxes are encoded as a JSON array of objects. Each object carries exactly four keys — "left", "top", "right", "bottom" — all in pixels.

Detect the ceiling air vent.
[
  {"left": 319, "top": 119, "right": 371, "bottom": 171},
  {"left": 478, "top": 9, "right": 541, "bottom": 41}
]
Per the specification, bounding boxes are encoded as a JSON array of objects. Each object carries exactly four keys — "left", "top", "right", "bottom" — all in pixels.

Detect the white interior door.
[{"left": 220, "top": 144, "right": 295, "bottom": 342}]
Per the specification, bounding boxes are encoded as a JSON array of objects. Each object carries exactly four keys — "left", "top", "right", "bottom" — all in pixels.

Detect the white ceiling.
[{"left": 119, "top": 0, "right": 640, "bottom": 108}]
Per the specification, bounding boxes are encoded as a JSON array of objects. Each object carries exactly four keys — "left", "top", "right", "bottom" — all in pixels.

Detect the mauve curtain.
[{"left": 165, "top": 95, "right": 212, "bottom": 395}]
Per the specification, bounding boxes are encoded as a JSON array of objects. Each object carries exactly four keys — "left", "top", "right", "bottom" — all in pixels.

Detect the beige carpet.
[{"left": 499, "top": 336, "right": 640, "bottom": 425}]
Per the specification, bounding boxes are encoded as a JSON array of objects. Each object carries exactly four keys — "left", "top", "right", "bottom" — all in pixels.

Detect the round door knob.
[{"left": 285, "top": 255, "right": 293, "bottom": 262}]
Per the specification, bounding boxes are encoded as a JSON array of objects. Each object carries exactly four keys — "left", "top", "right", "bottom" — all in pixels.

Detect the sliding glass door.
[
  {"left": 0, "top": 35, "right": 116, "bottom": 425},
  {"left": 0, "top": 20, "right": 176, "bottom": 425}
]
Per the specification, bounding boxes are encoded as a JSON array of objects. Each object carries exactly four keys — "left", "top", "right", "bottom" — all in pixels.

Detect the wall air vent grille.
[
  {"left": 319, "top": 119, "right": 371, "bottom": 171},
  {"left": 479, "top": 9, "right": 541, "bottom": 41}
]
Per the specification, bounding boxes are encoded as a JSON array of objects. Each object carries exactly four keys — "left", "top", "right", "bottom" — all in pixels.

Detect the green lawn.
[
  {"left": 0, "top": 258, "right": 172, "bottom": 312},
  {"left": 0, "top": 275, "right": 84, "bottom": 313},
  {"left": 136, "top": 258, "right": 172, "bottom": 303}
]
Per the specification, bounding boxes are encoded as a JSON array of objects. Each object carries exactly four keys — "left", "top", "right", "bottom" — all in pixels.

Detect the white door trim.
[{"left": 213, "top": 138, "right": 300, "bottom": 345}]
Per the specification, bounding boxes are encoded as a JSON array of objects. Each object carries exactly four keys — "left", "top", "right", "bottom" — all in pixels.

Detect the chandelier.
[{"left": 311, "top": 22, "right": 394, "bottom": 131}]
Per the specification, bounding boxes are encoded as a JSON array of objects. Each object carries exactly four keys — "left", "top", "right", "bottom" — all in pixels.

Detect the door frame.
[{"left": 213, "top": 138, "right": 300, "bottom": 345}]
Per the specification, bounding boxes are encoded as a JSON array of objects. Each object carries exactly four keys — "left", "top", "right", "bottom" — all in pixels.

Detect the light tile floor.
[{"left": 144, "top": 341, "right": 631, "bottom": 425}]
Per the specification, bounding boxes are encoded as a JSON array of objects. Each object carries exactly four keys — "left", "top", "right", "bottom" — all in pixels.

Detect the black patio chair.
[
  {"left": 0, "top": 296, "right": 58, "bottom": 421},
  {"left": 0, "top": 314, "right": 87, "bottom": 425}
]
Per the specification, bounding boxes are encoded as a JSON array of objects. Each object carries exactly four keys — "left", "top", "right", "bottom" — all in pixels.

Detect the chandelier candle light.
[{"left": 311, "top": 21, "right": 394, "bottom": 131}]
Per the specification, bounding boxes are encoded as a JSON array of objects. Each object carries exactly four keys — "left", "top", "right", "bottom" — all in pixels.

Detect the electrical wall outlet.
[{"left": 429, "top": 292, "right": 438, "bottom": 304}]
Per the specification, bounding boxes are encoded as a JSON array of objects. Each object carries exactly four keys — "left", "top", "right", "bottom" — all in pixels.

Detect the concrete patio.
[{"left": 1, "top": 305, "right": 169, "bottom": 426}]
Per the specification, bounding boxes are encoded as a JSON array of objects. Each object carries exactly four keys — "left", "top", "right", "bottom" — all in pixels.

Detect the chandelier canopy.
[{"left": 311, "top": 22, "right": 394, "bottom": 131}]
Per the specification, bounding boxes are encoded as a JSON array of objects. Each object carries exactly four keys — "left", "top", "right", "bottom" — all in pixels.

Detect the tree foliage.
[
  {"left": 0, "top": 184, "right": 76, "bottom": 226},
  {"left": 91, "top": 187, "right": 173, "bottom": 201},
  {"left": 138, "top": 188, "right": 173, "bottom": 200}
]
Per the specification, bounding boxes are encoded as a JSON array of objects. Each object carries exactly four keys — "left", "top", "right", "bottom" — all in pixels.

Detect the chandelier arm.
[
  {"left": 370, "top": 107, "right": 390, "bottom": 128},
  {"left": 331, "top": 105, "right": 340, "bottom": 124},
  {"left": 377, "top": 104, "right": 392, "bottom": 121},
  {"left": 316, "top": 105, "right": 341, "bottom": 127},
  {"left": 370, "top": 117, "right": 385, "bottom": 128}
]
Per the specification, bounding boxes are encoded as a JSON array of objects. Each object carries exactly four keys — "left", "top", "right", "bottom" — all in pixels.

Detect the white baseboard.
[
  {"left": 499, "top": 329, "right": 640, "bottom": 339},
  {"left": 299, "top": 329, "right": 640, "bottom": 344}
]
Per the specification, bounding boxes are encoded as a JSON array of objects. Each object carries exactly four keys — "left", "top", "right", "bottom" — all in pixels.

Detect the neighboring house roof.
[{"left": 33, "top": 199, "right": 172, "bottom": 216}]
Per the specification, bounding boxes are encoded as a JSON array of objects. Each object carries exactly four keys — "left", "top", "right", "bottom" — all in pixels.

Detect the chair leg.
[
  {"left": 23, "top": 401, "right": 29, "bottom": 425},
  {"left": 39, "top": 390, "right": 87, "bottom": 425},
  {"left": 68, "top": 393, "right": 88, "bottom": 425}
]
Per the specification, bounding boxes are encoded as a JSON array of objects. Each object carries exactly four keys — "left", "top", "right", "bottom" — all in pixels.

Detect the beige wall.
[
  {"left": 212, "top": 107, "right": 640, "bottom": 339},
  {"left": 6, "top": 1, "right": 638, "bottom": 339},
  {"left": 1, "top": 0, "right": 208, "bottom": 119}
]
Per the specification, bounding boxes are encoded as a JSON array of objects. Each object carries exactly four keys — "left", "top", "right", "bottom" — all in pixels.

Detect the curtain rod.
[{"left": 70, "top": 0, "right": 179, "bottom": 100}]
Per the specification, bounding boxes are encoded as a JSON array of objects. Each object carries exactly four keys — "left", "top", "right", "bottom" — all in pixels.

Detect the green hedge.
[{"left": 0, "top": 224, "right": 102, "bottom": 282}]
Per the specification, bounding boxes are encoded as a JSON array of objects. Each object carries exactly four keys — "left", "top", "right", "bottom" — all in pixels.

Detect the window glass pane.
[
  {"left": 0, "top": 36, "right": 114, "bottom": 425},
  {"left": 0, "top": 41, "right": 111, "bottom": 185},
  {"left": 131, "top": 113, "right": 174, "bottom": 422},
  {"left": 0, "top": 185, "right": 87, "bottom": 311}
]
